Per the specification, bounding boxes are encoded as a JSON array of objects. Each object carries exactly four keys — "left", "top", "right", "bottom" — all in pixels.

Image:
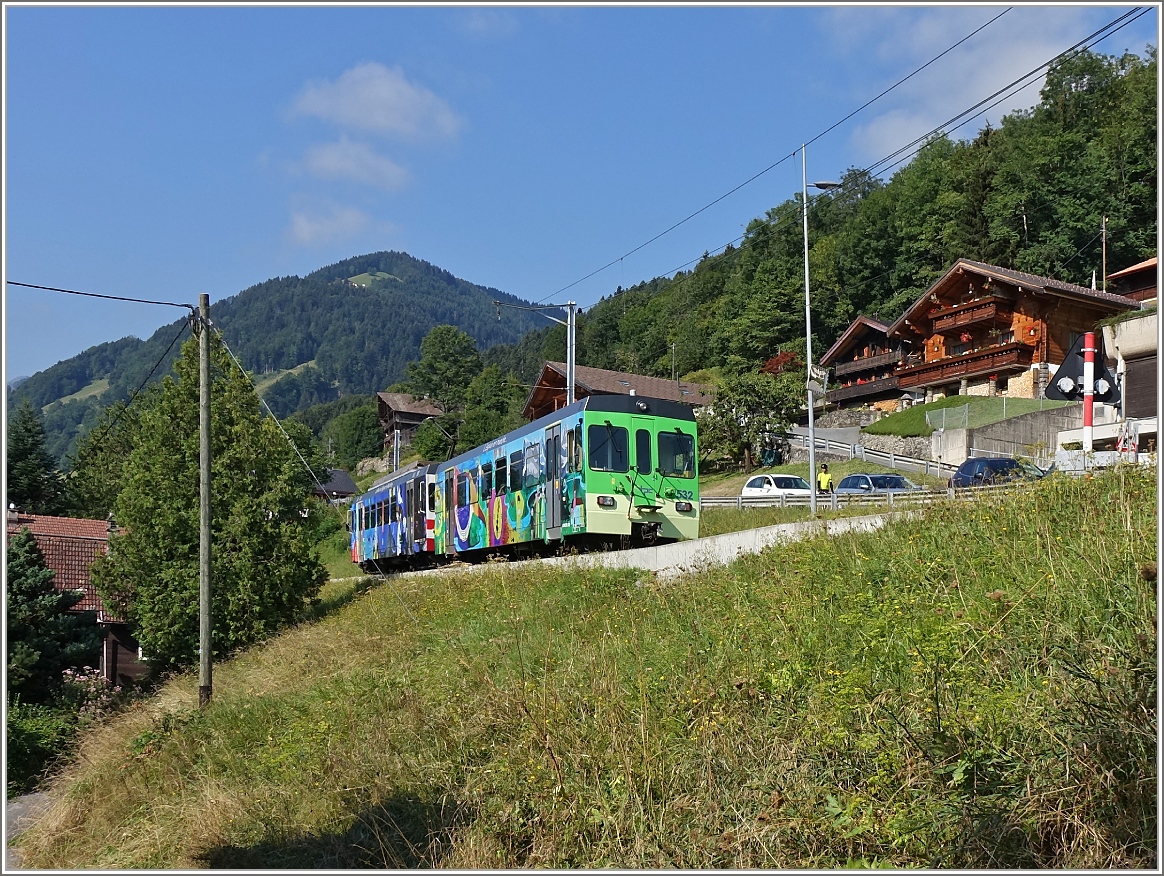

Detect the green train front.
[{"left": 434, "top": 394, "right": 699, "bottom": 555}]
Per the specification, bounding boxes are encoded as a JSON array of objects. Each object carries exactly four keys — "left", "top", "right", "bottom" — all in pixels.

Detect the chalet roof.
[
  {"left": 819, "top": 316, "right": 892, "bottom": 367},
  {"left": 375, "top": 392, "right": 443, "bottom": 417},
  {"left": 542, "top": 362, "right": 714, "bottom": 406},
  {"left": 1107, "top": 256, "right": 1157, "bottom": 280},
  {"left": 6, "top": 512, "right": 114, "bottom": 616},
  {"left": 314, "top": 468, "right": 358, "bottom": 498},
  {"left": 888, "top": 258, "right": 1139, "bottom": 337}
]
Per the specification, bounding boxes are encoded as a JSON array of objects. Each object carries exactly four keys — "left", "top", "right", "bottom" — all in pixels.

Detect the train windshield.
[
  {"left": 588, "top": 424, "right": 629, "bottom": 472},
  {"left": 657, "top": 430, "right": 695, "bottom": 478}
]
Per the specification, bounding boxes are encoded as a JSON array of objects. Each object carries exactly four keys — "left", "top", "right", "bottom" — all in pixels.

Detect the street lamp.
[
  {"left": 802, "top": 144, "right": 841, "bottom": 516},
  {"left": 494, "top": 299, "right": 577, "bottom": 403}
]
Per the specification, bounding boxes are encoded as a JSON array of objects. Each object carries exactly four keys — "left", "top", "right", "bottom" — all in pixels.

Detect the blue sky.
[{"left": 3, "top": 4, "right": 1158, "bottom": 380}]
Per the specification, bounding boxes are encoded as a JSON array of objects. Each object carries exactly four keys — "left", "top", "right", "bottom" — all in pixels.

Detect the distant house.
[
  {"left": 375, "top": 392, "right": 443, "bottom": 453},
  {"left": 312, "top": 468, "right": 358, "bottom": 504},
  {"left": 818, "top": 316, "right": 906, "bottom": 410},
  {"left": 1102, "top": 256, "right": 1158, "bottom": 421},
  {"left": 522, "top": 362, "right": 715, "bottom": 421},
  {"left": 5, "top": 509, "right": 148, "bottom": 688},
  {"left": 1106, "top": 256, "right": 1158, "bottom": 305},
  {"left": 887, "top": 259, "right": 1140, "bottom": 401}
]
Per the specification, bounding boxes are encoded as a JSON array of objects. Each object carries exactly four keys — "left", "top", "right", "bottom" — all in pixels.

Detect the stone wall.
[{"left": 859, "top": 432, "right": 932, "bottom": 459}]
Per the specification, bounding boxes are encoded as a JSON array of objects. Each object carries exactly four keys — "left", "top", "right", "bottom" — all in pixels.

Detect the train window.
[
  {"left": 456, "top": 473, "right": 469, "bottom": 508},
  {"left": 657, "top": 430, "right": 696, "bottom": 479},
  {"left": 496, "top": 455, "right": 508, "bottom": 493},
  {"left": 636, "top": 429, "right": 652, "bottom": 475},
  {"left": 481, "top": 462, "right": 492, "bottom": 497},
  {"left": 390, "top": 496, "right": 398, "bottom": 524},
  {"left": 523, "top": 441, "right": 542, "bottom": 489},
  {"left": 565, "top": 429, "right": 576, "bottom": 473},
  {"left": 428, "top": 482, "right": 436, "bottom": 512},
  {"left": 510, "top": 451, "right": 523, "bottom": 492},
  {"left": 588, "top": 423, "right": 629, "bottom": 472},
  {"left": 573, "top": 424, "right": 583, "bottom": 471}
]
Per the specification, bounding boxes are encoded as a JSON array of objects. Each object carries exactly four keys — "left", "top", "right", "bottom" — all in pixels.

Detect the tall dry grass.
[{"left": 15, "top": 466, "right": 1156, "bottom": 868}]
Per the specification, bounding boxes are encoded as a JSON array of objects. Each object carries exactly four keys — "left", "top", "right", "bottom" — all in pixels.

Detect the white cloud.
[
  {"left": 303, "top": 137, "right": 410, "bottom": 191},
  {"left": 826, "top": 7, "right": 1110, "bottom": 167},
  {"left": 287, "top": 205, "right": 371, "bottom": 245},
  {"left": 456, "top": 8, "right": 519, "bottom": 39},
  {"left": 293, "top": 62, "right": 461, "bottom": 139}
]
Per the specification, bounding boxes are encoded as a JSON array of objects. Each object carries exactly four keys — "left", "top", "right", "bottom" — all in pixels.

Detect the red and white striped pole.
[{"left": 1082, "top": 331, "right": 1096, "bottom": 455}]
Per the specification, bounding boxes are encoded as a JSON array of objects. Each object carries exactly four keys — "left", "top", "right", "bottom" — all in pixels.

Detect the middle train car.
[{"left": 350, "top": 393, "right": 699, "bottom": 571}]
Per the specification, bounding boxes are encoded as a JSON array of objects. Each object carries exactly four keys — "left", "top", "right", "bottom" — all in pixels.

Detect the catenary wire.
[
  {"left": 541, "top": 6, "right": 1148, "bottom": 312},
  {"left": 533, "top": 7, "right": 1017, "bottom": 305},
  {"left": 581, "top": 6, "right": 1150, "bottom": 320}
]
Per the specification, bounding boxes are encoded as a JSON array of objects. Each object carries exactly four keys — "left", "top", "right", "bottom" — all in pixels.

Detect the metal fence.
[
  {"left": 700, "top": 480, "right": 1031, "bottom": 511},
  {"left": 784, "top": 433, "right": 960, "bottom": 478},
  {"left": 926, "top": 404, "right": 969, "bottom": 431}
]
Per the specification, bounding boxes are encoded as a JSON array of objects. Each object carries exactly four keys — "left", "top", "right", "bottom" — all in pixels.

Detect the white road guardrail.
[
  {"left": 700, "top": 481, "right": 1033, "bottom": 511},
  {"left": 784, "top": 433, "right": 960, "bottom": 478}
]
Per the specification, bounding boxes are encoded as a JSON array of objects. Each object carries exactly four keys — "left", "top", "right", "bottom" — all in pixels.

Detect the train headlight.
[
  {"left": 674, "top": 501, "right": 693, "bottom": 512},
  {"left": 597, "top": 495, "right": 616, "bottom": 508}
]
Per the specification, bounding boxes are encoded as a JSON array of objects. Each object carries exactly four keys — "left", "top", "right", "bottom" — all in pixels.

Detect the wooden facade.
[
  {"left": 376, "top": 392, "right": 443, "bottom": 453},
  {"left": 887, "top": 260, "right": 1139, "bottom": 400},
  {"left": 818, "top": 316, "right": 904, "bottom": 406}
]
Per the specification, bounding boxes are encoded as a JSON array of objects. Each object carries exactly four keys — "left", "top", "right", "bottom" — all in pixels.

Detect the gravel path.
[{"left": 6, "top": 791, "right": 52, "bottom": 870}]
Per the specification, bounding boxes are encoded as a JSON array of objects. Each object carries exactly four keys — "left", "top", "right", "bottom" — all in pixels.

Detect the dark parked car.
[
  {"left": 833, "top": 473, "right": 924, "bottom": 495},
  {"left": 947, "top": 456, "right": 1044, "bottom": 488}
]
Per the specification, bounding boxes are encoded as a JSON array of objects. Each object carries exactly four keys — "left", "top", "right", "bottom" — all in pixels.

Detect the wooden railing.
[
  {"left": 930, "top": 295, "right": 1008, "bottom": 333},
  {"left": 895, "top": 341, "right": 1034, "bottom": 389},
  {"left": 832, "top": 350, "right": 901, "bottom": 376},
  {"left": 826, "top": 377, "right": 899, "bottom": 402}
]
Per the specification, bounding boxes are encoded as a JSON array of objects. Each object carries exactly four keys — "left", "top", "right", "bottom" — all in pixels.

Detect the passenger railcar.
[
  {"left": 350, "top": 394, "right": 699, "bottom": 570},
  {"left": 349, "top": 461, "right": 438, "bottom": 572}
]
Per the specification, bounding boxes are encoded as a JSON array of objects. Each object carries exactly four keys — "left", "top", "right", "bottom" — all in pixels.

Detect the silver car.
[{"left": 833, "top": 473, "right": 923, "bottom": 495}]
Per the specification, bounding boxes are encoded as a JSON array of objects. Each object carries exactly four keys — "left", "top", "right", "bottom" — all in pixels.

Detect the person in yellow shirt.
[{"left": 816, "top": 462, "right": 834, "bottom": 493}]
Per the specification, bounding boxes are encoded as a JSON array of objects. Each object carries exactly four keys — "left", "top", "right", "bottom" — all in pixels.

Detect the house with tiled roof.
[
  {"left": 5, "top": 508, "right": 147, "bottom": 687},
  {"left": 818, "top": 316, "right": 906, "bottom": 410},
  {"left": 887, "top": 259, "right": 1140, "bottom": 401},
  {"left": 376, "top": 392, "right": 443, "bottom": 453},
  {"left": 522, "top": 362, "right": 715, "bottom": 422}
]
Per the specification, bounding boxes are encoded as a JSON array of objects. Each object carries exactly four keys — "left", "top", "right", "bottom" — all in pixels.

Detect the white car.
[{"left": 741, "top": 474, "right": 814, "bottom": 498}]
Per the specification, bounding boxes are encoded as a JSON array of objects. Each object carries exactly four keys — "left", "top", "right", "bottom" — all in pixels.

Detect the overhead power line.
[
  {"left": 6, "top": 280, "right": 195, "bottom": 313},
  {"left": 545, "top": 6, "right": 1150, "bottom": 312}
]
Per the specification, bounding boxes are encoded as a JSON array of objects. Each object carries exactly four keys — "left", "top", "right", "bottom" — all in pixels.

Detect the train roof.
[{"left": 440, "top": 393, "right": 696, "bottom": 472}]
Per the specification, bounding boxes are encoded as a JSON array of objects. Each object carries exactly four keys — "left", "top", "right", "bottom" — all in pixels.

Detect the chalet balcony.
[
  {"left": 895, "top": 341, "right": 1034, "bottom": 389},
  {"left": 930, "top": 295, "right": 1008, "bottom": 333},
  {"left": 826, "top": 376, "right": 899, "bottom": 403},
  {"left": 832, "top": 349, "right": 901, "bottom": 377}
]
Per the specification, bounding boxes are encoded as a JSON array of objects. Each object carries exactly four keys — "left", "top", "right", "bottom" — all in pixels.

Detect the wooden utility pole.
[{"left": 198, "top": 293, "right": 212, "bottom": 708}]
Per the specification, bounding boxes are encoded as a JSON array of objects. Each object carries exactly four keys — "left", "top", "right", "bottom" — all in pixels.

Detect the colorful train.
[{"left": 349, "top": 394, "right": 700, "bottom": 572}]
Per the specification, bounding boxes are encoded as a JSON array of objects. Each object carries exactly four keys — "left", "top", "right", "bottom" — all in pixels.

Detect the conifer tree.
[
  {"left": 6, "top": 399, "right": 67, "bottom": 515},
  {"left": 6, "top": 528, "right": 100, "bottom": 704}
]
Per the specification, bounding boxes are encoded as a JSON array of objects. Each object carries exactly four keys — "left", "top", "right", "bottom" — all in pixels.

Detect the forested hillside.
[
  {"left": 10, "top": 48, "right": 1156, "bottom": 467},
  {"left": 11, "top": 252, "right": 551, "bottom": 462}
]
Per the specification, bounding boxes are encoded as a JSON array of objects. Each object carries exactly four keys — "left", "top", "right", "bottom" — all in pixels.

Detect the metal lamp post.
[
  {"left": 802, "top": 145, "right": 842, "bottom": 516},
  {"left": 494, "top": 299, "right": 577, "bottom": 403}
]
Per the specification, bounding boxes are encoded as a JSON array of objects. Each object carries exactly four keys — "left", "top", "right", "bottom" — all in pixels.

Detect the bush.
[{"left": 6, "top": 699, "right": 76, "bottom": 798}]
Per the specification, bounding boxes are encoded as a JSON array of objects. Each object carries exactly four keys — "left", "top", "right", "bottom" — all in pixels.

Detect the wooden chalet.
[
  {"left": 376, "top": 392, "right": 443, "bottom": 453},
  {"left": 886, "top": 259, "right": 1140, "bottom": 401},
  {"left": 1107, "top": 256, "right": 1157, "bottom": 305},
  {"left": 523, "top": 362, "right": 715, "bottom": 421},
  {"left": 6, "top": 509, "right": 148, "bottom": 688},
  {"left": 818, "top": 316, "right": 906, "bottom": 408}
]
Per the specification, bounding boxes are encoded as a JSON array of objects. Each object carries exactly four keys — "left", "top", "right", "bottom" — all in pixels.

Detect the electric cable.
[
  {"left": 6, "top": 280, "right": 195, "bottom": 313},
  {"left": 542, "top": 6, "right": 1150, "bottom": 311}
]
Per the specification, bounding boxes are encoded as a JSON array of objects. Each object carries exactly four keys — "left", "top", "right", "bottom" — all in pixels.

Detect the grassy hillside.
[
  {"left": 15, "top": 468, "right": 1156, "bottom": 868},
  {"left": 863, "top": 396, "right": 1075, "bottom": 438}
]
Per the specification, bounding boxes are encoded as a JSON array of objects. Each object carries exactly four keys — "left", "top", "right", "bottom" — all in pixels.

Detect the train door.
[
  {"left": 442, "top": 470, "right": 455, "bottom": 554},
  {"left": 544, "top": 423, "right": 562, "bottom": 541},
  {"left": 632, "top": 417, "right": 658, "bottom": 507}
]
